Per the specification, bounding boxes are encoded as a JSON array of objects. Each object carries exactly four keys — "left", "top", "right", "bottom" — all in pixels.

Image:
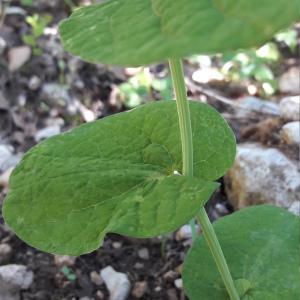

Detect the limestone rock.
[
  {"left": 0, "top": 265, "right": 33, "bottom": 300},
  {"left": 279, "top": 96, "right": 300, "bottom": 121},
  {"left": 225, "top": 143, "right": 300, "bottom": 215},
  {"left": 100, "top": 266, "right": 131, "bottom": 300},
  {"left": 281, "top": 122, "right": 300, "bottom": 145}
]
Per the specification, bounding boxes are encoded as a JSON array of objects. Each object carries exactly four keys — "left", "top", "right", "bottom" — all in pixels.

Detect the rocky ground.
[{"left": 0, "top": 1, "right": 299, "bottom": 300}]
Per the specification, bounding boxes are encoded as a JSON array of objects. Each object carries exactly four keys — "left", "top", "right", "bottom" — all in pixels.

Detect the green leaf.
[
  {"left": 3, "top": 101, "right": 235, "bottom": 255},
  {"left": 59, "top": 0, "right": 300, "bottom": 66},
  {"left": 183, "top": 205, "right": 300, "bottom": 300}
]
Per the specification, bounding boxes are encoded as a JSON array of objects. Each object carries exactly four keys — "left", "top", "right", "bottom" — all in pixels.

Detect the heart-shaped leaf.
[
  {"left": 3, "top": 101, "right": 236, "bottom": 255},
  {"left": 183, "top": 205, "right": 300, "bottom": 299},
  {"left": 59, "top": 0, "right": 299, "bottom": 66}
]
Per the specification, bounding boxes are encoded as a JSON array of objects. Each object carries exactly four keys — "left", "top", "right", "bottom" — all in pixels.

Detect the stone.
[
  {"left": 100, "top": 266, "right": 131, "bottom": 300},
  {"left": 279, "top": 96, "right": 300, "bottom": 121},
  {"left": 288, "top": 202, "right": 300, "bottom": 216},
  {"left": 0, "top": 145, "right": 12, "bottom": 172},
  {"left": 8, "top": 46, "right": 31, "bottom": 72},
  {"left": 54, "top": 255, "right": 76, "bottom": 267},
  {"left": 95, "top": 290, "right": 105, "bottom": 300},
  {"left": 281, "top": 122, "right": 300, "bottom": 145},
  {"left": 41, "top": 83, "right": 72, "bottom": 108},
  {"left": 0, "top": 167, "right": 13, "bottom": 187},
  {"left": 28, "top": 76, "right": 42, "bottom": 91},
  {"left": 0, "top": 265, "right": 34, "bottom": 300},
  {"left": 174, "top": 279, "right": 183, "bottom": 289},
  {"left": 163, "top": 270, "right": 179, "bottom": 282},
  {"left": 225, "top": 143, "right": 300, "bottom": 214},
  {"left": 0, "top": 244, "right": 12, "bottom": 264},
  {"left": 137, "top": 248, "right": 149, "bottom": 260},
  {"left": 0, "top": 37, "right": 7, "bottom": 55},
  {"left": 35, "top": 125, "right": 60, "bottom": 142},
  {"left": 175, "top": 224, "right": 199, "bottom": 241},
  {"left": 90, "top": 271, "right": 103, "bottom": 286},
  {"left": 0, "top": 145, "right": 21, "bottom": 173},
  {"left": 279, "top": 67, "right": 300, "bottom": 95},
  {"left": 131, "top": 281, "right": 148, "bottom": 298},
  {"left": 235, "top": 97, "right": 280, "bottom": 117}
]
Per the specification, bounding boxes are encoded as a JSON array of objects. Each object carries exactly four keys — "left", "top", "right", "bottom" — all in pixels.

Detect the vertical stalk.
[{"left": 169, "top": 58, "right": 240, "bottom": 300}]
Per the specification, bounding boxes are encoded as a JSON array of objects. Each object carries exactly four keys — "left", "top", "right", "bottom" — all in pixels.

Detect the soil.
[{"left": 0, "top": 1, "right": 299, "bottom": 300}]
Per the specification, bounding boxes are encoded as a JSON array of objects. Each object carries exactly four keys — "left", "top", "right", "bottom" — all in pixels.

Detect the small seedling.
[
  {"left": 60, "top": 266, "right": 76, "bottom": 281},
  {"left": 23, "top": 13, "right": 52, "bottom": 55},
  {"left": 3, "top": 1, "right": 300, "bottom": 299}
]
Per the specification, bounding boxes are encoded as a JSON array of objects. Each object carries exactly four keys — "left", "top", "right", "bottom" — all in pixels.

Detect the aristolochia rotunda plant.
[{"left": 4, "top": 1, "right": 300, "bottom": 299}]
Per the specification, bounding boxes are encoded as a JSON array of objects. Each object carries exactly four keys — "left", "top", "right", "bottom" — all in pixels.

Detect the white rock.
[
  {"left": 281, "top": 122, "right": 300, "bottom": 145},
  {"left": 0, "top": 145, "right": 13, "bottom": 172},
  {"left": 54, "top": 255, "right": 76, "bottom": 267},
  {"left": 8, "top": 46, "right": 31, "bottom": 72},
  {"left": 137, "top": 248, "right": 149, "bottom": 260},
  {"left": 0, "top": 265, "right": 33, "bottom": 300},
  {"left": 236, "top": 97, "right": 280, "bottom": 117},
  {"left": 225, "top": 144, "right": 300, "bottom": 213},
  {"left": 100, "top": 266, "right": 131, "bottom": 300},
  {"left": 0, "top": 145, "right": 21, "bottom": 173},
  {"left": 174, "top": 278, "right": 183, "bottom": 289},
  {"left": 279, "top": 67, "right": 300, "bottom": 95},
  {"left": 35, "top": 125, "right": 60, "bottom": 142},
  {"left": 41, "top": 83, "right": 71, "bottom": 107},
  {"left": 175, "top": 224, "right": 199, "bottom": 240},
  {"left": 279, "top": 96, "right": 300, "bottom": 121},
  {"left": 0, "top": 37, "right": 7, "bottom": 56},
  {"left": 288, "top": 202, "right": 300, "bottom": 216},
  {"left": 0, "top": 167, "right": 14, "bottom": 187}
]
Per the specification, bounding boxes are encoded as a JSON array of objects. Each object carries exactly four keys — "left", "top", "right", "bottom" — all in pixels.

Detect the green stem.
[{"left": 168, "top": 58, "right": 240, "bottom": 300}]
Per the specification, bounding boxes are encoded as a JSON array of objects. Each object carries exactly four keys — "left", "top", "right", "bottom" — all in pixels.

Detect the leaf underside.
[
  {"left": 183, "top": 205, "right": 300, "bottom": 300},
  {"left": 59, "top": 0, "right": 300, "bottom": 66},
  {"left": 3, "top": 101, "right": 236, "bottom": 255}
]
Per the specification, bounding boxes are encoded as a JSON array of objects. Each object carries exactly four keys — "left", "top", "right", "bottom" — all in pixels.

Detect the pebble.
[
  {"left": 0, "top": 145, "right": 13, "bottom": 172},
  {"left": 235, "top": 96, "right": 280, "bottom": 117},
  {"left": 28, "top": 76, "right": 42, "bottom": 91},
  {"left": 0, "top": 37, "right": 7, "bottom": 55},
  {"left": 281, "top": 121, "right": 300, "bottom": 145},
  {"left": 163, "top": 270, "right": 179, "bottom": 282},
  {"left": 224, "top": 143, "right": 300, "bottom": 214},
  {"left": 0, "top": 265, "right": 33, "bottom": 300},
  {"left": 54, "top": 255, "right": 76, "bottom": 267},
  {"left": 100, "top": 266, "right": 131, "bottom": 300},
  {"left": 90, "top": 271, "right": 103, "bottom": 286},
  {"left": 289, "top": 202, "right": 300, "bottom": 216},
  {"left": 0, "top": 145, "right": 21, "bottom": 174},
  {"left": 8, "top": 46, "right": 31, "bottom": 72},
  {"left": 174, "top": 278, "right": 183, "bottom": 289},
  {"left": 131, "top": 281, "right": 148, "bottom": 298},
  {"left": 279, "top": 96, "right": 300, "bottom": 121},
  {"left": 137, "top": 248, "right": 149, "bottom": 260},
  {"left": 175, "top": 224, "right": 199, "bottom": 241},
  {"left": 41, "top": 83, "right": 72, "bottom": 108},
  {"left": 279, "top": 67, "right": 300, "bottom": 95},
  {"left": 95, "top": 290, "right": 105, "bottom": 300},
  {"left": 35, "top": 125, "right": 61, "bottom": 142},
  {"left": 112, "top": 242, "right": 122, "bottom": 249},
  {"left": 0, "top": 243, "right": 12, "bottom": 264}
]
